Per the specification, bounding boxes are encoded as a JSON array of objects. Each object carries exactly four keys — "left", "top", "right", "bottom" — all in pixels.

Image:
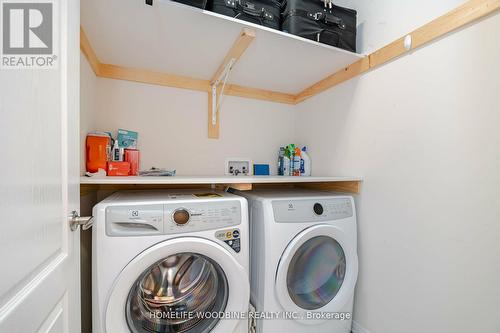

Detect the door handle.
[{"left": 69, "top": 211, "right": 93, "bottom": 231}]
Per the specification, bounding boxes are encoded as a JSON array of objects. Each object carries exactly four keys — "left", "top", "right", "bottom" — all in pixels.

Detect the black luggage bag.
[
  {"left": 282, "top": 0, "right": 357, "bottom": 52},
  {"left": 209, "top": 0, "right": 282, "bottom": 30},
  {"left": 148, "top": 0, "right": 209, "bottom": 9},
  {"left": 171, "top": 0, "right": 208, "bottom": 9}
]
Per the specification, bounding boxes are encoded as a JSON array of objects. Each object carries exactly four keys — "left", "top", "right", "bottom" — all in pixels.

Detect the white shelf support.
[
  {"left": 211, "top": 84, "right": 217, "bottom": 126},
  {"left": 211, "top": 58, "right": 236, "bottom": 126},
  {"left": 208, "top": 28, "right": 256, "bottom": 138}
]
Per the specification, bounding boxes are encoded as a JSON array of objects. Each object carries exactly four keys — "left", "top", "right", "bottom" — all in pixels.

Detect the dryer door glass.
[
  {"left": 286, "top": 236, "right": 346, "bottom": 310},
  {"left": 126, "top": 252, "right": 229, "bottom": 333}
]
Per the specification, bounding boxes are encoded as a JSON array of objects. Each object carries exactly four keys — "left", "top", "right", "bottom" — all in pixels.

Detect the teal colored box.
[
  {"left": 117, "top": 129, "right": 138, "bottom": 149},
  {"left": 253, "top": 164, "right": 270, "bottom": 175}
]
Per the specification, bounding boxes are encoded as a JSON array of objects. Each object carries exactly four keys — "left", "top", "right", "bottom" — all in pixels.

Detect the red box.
[
  {"left": 107, "top": 161, "right": 130, "bottom": 176},
  {"left": 124, "top": 149, "right": 140, "bottom": 176}
]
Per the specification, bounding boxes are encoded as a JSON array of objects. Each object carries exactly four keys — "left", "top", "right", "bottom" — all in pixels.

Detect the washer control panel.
[
  {"left": 272, "top": 197, "right": 353, "bottom": 223},
  {"left": 105, "top": 200, "right": 241, "bottom": 236},
  {"left": 164, "top": 201, "right": 241, "bottom": 234}
]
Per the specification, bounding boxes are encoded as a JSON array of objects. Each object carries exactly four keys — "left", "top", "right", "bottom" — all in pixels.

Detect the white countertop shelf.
[
  {"left": 80, "top": 176, "right": 362, "bottom": 193},
  {"left": 80, "top": 175, "right": 361, "bottom": 185}
]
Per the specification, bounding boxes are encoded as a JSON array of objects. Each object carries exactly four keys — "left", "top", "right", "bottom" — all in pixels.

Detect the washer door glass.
[
  {"left": 126, "top": 252, "right": 229, "bottom": 333},
  {"left": 286, "top": 236, "right": 346, "bottom": 310}
]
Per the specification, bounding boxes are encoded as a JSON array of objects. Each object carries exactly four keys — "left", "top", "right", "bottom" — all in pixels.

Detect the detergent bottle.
[
  {"left": 300, "top": 146, "right": 311, "bottom": 176},
  {"left": 293, "top": 147, "right": 301, "bottom": 176}
]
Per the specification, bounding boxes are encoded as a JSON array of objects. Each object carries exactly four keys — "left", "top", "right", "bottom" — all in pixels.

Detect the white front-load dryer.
[
  {"left": 92, "top": 190, "right": 250, "bottom": 333},
  {"left": 236, "top": 190, "right": 358, "bottom": 333}
]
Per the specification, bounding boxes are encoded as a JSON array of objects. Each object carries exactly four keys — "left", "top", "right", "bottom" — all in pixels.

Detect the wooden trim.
[
  {"left": 368, "top": 37, "right": 407, "bottom": 69},
  {"left": 295, "top": 57, "right": 370, "bottom": 104},
  {"left": 228, "top": 183, "right": 253, "bottom": 191},
  {"left": 370, "top": 0, "right": 500, "bottom": 68},
  {"left": 225, "top": 84, "right": 297, "bottom": 104},
  {"left": 79, "top": 27, "right": 295, "bottom": 106},
  {"left": 80, "top": 27, "right": 101, "bottom": 75},
  {"left": 210, "top": 28, "right": 256, "bottom": 85},
  {"left": 80, "top": 184, "right": 214, "bottom": 196},
  {"left": 413, "top": 0, "right": 500, "bottom": 47},
  {"left": 297, "top": 0, "right": 500, "bottom": 103},
  {"left": 98, "top": 63, "right": 211, "bottom": 92},
  {"left": 295, "top": 181, "right": 361, "bottom": 194},
  {"left": 81, "top": 180, "right": 361, "bottom": 195}
]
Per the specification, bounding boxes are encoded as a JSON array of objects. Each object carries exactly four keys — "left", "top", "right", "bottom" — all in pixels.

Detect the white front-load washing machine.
[
  {"left": 92, "top": 190, "right": 250, "bottom": 333},
  {"left": 237, "top": 190, "right": 358, "bottom": 333}
]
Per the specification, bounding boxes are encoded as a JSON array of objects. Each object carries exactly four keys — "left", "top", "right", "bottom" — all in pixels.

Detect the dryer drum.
[
  {"left": 286, "top": 236, "right": 346, "bottom": 310},
  {"left": 126, "top": 252, "right": 229, "bottom": 333}
]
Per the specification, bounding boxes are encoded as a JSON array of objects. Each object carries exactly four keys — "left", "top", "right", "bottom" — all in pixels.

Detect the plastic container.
[
  {"left": 86, "top": 134, "right": 110, "bottom": 173},
  {"left": 278, "top": 147, "right": 285, "bottom": 176},
  {"left": 300, "top": 146, "right": 311, "bottom": 176},
  {"left": 283, "top": 146, "right": 291, "bottom": 176},
  {"left": 293, "top": 147, "right": 301, "bottom": 176}
]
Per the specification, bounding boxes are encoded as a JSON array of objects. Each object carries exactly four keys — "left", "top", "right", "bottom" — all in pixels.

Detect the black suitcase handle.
[
  {"left": 286, "top": 9, "right": 346, "bottom": 29},
  {"left": 224, "top": 0, "right": 275, "bottom": 21}
]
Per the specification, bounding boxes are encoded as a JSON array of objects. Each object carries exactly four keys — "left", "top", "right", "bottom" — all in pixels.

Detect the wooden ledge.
[{"left": 80, "top": 176, "right": 363, "bottom": 196}]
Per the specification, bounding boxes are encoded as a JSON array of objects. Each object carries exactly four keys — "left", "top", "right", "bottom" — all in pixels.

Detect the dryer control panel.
[
  {"left": 106, "top": 200, "right": 241, "bottom": 236},
  {"left": 272, "top": 197, "right": 353, "bottom": 223}
]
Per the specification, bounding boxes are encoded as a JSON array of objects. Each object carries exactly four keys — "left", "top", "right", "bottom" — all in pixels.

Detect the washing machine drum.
[{"left": 126, "top": 253, "right": 228, "bottom": 333}]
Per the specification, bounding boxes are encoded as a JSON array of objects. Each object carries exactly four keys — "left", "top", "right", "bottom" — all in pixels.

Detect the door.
[
  {"left": 0, "top": 0, "right": 81, "bottom": 332},
  {"left": 275, "top": 225, "right": 358, "bottom": 318},
  {"left": 105, "top": 237, "right": 250, "bottom": 333}
]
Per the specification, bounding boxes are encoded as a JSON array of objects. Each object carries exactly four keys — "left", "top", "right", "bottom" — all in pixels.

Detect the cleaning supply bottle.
[
  {"left": 293, "top": 147, "right": 301, "bottom": 176},
  {"left": 289, "top": 144, "right": 296, "bottom": 176},
  {"left": 278, "top": 147, "right": 285, "bottom": 176},
  {"left": 112, "top": 139, "right": 123, "bottom": 161},
  {"left": 283, "top": 146, "right": 291, "bottom": 176},
  {"left": 300, "top": 146, "right": 311, "bottom": 176}
]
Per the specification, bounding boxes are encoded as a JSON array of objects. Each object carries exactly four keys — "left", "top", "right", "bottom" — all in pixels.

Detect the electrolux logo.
[{"left": 1, "top": 0, "right": 57, "bottom": 69}]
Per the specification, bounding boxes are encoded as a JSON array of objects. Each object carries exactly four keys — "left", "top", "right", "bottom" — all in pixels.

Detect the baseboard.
[{"left": 352, "top": 321, "right": 371, "bottom": 333}]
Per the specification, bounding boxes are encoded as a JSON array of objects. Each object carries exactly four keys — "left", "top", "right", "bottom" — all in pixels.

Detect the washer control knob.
[
  {"left": 173, "top": 209, "right": 190, "bottom": 225},
  {"left": 313, "top": 203, "right": 324, "bottom": 215}
]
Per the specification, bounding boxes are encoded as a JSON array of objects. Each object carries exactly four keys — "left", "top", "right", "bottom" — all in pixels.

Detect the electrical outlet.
[{"left": 225, "top": 158, "right": 253, "bottom": 176}]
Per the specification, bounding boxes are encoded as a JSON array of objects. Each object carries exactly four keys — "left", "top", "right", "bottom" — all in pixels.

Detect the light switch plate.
[{"left": 225, "top": 158, "right": 253, "bottom": 176}]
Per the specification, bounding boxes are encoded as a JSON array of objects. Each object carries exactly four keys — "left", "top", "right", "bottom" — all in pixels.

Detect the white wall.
[
  {"left": 80, "top": 53, "right": 99, "bottom": 173},
  {"left": 296, "top": 9, "right": 500, "bottom": 333},
  {"left": 80, "top": 58, "right": 296, "bottom": 175},
  {"left": 80, "top": 3, "right": 500, "bottom": 332},
  {"left": 335, "top": 0, "right": 465, "bottom": 53}
]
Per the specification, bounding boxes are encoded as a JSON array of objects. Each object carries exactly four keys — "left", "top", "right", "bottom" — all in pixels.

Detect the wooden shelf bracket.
[{"left": 208, "top": 28, "right": 255, "bottom": 139}]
